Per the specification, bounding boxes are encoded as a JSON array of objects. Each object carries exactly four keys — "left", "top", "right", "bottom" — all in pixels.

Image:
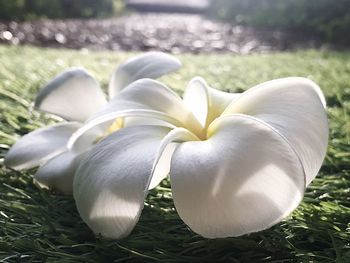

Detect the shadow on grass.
[{"left": 0, "top": 168, "right": 348, "bottom": 262}]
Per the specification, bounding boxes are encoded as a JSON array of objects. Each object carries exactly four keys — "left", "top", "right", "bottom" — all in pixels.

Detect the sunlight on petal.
[
  {"left": 109, "top": 52, "right": 181, "bottom": 99},
  {"left": 171, "top": 115, "right": 305, "bottom": 238},
  {"left": 5, "top": 122, "right": 81, "bottom": 170},
  {"left": 223, "top": 77, "right": 328, "bottom": 185},
  {"left": 183, "top": 77, "right": 209, "bottom": 128},
  {"left": 68, "top": 109, "right": 182, "bottom": 153},
  {"left": 35, "top": 68, "right": 107, "bottom": 122},
  {"left": 74, "top": 126, "right": 171, "bottom": 239}
]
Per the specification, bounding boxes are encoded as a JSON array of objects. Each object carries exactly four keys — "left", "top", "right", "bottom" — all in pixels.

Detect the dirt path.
[{"left": 0, "top": 13, "right": 323, "bottom": 54}]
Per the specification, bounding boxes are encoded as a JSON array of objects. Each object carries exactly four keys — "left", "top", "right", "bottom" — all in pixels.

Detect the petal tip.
[{"left": 34, "top": 68, "right": 92, "bottom": 109}]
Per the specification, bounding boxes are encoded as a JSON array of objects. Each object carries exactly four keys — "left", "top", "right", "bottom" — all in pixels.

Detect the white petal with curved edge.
[
  {"left": 35, "top": 68, "right": 107, "bottom": 122},
  {"left": 73, "top": 126, "right": 172, "bottom": 239},
  {"left": 5, "top": 122, "right": 81, "bottom": 170},
  {"left": 71, "top": 79, "right": 204, "bottom": 153},
  {"left": 183, "top": 77, "right": 209, "bottom": 128},
  {"left": 68, "top": 109, "right": 182, "bottom": 153},
  {"left": 148, "top": 143, "right": 177, "bottom": 190},
  {"left": 184, "top": 77, "right": 240, "bottom": 128},
  {"left": 149, "top": 127, "right": 200, "bottom": 190},
  {"left": 170, "top": 115, "right": 305, "bottom": 239},
  {"left": 35, "top": 150, "right": 87, "bottom": 193},
  {"left": 91, "top": 79, "right": 202, "bottom": 134},
  {"left": 108, "top": 52, "right": 181, "bottom": 99},
  {"left": 223, "top": 77, "right": 328, "bottom": 185},
  {"left": 123, "top": 116, "right": 176, "bottom": 129}
]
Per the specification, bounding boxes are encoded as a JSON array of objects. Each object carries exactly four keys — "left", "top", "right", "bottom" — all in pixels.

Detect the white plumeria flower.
[
  {"left": 70, "top": 76, "right": 328, "bottom": 239},
  {"left": 4, "top": 52, "right": 181, "bottom": 192}
]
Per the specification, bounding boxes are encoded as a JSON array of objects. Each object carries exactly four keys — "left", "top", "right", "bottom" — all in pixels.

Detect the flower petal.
[
  {"left": 92, "top": 79, "right": 201, "bottom": 131},
  {"left": 70, "top": 79, "right": 205, "bottom": 153},
  {"left": 68, "top": 109, "right": 182, "bottom": 153},
  {"left": 149, "top": 127, "right": 200, "bottom": 190},
  {"left": 183, "top": 77, "right": 209, "bottom": 127},
  {"left": 148, "top": 143, "right": 177, "bottom": 190},
  {"left": 170, "top": 114, "right": 305, "bottom": 238},
  {"left": 5, "top": 122, "right": 81, "bottom": 170},
  {"left": 108, "top": 52, "right": 181, "bottom": 99},
  {"left": 184, "top": 77, "right": 240, "bottom": 128},
  {"left": 35, "top": 68, "right": 107, "bottom": 122},
  {"left": 73, "top": 125, "right": 172, "bottom": 239},
  {"left": 35, "top": 150, "right": 86, "bottom": 193},
  {"left": 223, "top": 77, "right": 328, "bottom": 185}
]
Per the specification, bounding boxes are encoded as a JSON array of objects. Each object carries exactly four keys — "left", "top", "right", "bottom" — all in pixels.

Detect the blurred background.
[{"left": 0, "top": 0, "right": 349, "bottom": 54}]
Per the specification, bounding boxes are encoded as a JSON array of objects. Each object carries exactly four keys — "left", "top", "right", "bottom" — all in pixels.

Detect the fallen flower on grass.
[
  {"left": 71, "top": 76, "right": 328, "bottom": 239},
  {"left": 4, "top": 52, "right": 181, "bottom": 192}
]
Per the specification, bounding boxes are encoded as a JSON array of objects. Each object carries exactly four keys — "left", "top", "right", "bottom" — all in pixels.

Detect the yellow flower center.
[{"left": 94, "top": 118, "right": 124, "bottom": 144}]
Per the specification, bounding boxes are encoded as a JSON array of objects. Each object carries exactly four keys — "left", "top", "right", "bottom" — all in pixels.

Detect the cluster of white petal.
[
  {"left": 5, "top": 52, "right": 328, "bottom": 239},
  {"left": 5, "top": 52, "right": 181, "bottom": 192}
]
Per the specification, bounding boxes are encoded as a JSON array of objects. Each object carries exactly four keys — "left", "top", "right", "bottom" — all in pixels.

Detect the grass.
[{"left": 0, "top": 45, "right": 349, "bottom": 262}]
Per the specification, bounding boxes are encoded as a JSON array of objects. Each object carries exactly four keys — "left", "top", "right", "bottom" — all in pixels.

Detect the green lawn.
[{"left": 0, "top": 45, "right": 349, "bottom": 262}]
